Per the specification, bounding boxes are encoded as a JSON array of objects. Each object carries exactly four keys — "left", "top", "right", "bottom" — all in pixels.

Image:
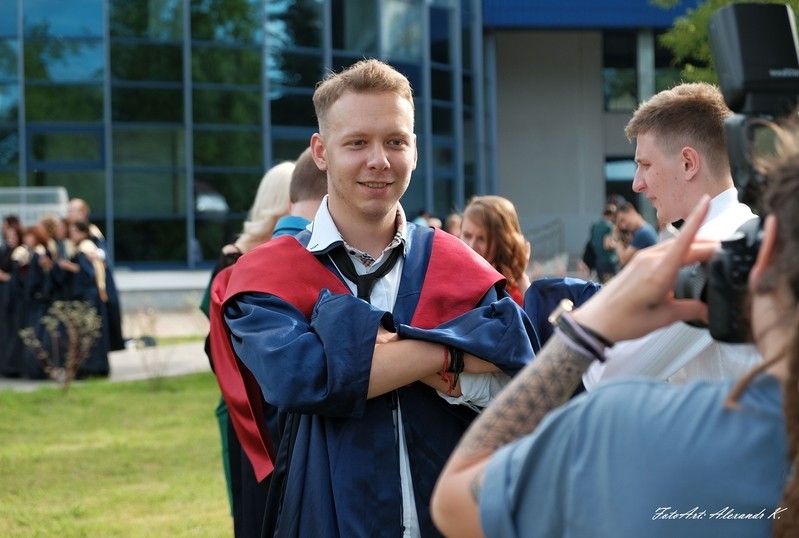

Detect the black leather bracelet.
[
  {"left": 447, "top": 346, "right": 464, "bottom": 374},
  {"left": 556, "top": 315, "right": 606, "bottom": 362},
  {"left": 578, "top": 323, "right": 614, "bottom": 348}
]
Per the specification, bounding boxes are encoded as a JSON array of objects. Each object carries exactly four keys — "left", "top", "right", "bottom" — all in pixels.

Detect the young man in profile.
[{"left": 584, "top": 82, "right": 760, "bottom": 388}]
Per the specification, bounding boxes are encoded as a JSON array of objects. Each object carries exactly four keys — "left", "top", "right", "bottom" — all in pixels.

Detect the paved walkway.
[{"left": 0, "top": 309, "right": 212, "bottom": 392}]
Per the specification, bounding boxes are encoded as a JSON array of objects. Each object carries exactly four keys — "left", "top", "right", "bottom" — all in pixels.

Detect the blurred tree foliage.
[{"left": 651, "top": 0, "right": 799, "bottom": 84}]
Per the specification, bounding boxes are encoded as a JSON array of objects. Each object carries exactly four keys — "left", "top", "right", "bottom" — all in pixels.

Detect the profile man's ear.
[
  {"left": 681, "top": 147, "right": 700, "bottom": 179},
  {"left": 310, "top": 133, "right": 328, "bottom": 171}
]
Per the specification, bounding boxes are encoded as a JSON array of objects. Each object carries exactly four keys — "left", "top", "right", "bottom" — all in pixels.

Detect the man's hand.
[
  {"left": 375, "top": 326, "right": 399, "bottom": 345},
  {"left": 574, "top": 195, "right": 715, "bottom": 344}
]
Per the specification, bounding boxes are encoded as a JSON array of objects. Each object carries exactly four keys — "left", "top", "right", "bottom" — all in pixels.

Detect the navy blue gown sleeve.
[
  {"left": 226, "top": 289, "right": 381, "bottom": 418},
  {"left": 394, "top": 296, "right": 535, "bottom": 375},
  {"left": 523, "top": 277, "right": 602, "bottom": 347}
]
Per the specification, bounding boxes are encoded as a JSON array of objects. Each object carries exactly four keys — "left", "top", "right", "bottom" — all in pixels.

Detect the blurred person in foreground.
[
  {"left": 432, "top": 115, "right": 799, "bottom": 535},
  {"left": 584, "top": 82, "right": 760, "bottom": 389}
]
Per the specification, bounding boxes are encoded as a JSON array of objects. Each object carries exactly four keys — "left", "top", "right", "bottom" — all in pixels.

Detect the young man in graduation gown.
[{"left": 212, "top": 59, "right": 535, "bottom": 537}]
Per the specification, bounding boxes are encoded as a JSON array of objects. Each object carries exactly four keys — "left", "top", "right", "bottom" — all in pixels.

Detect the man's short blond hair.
[
  {"left": 625, "top": 82, "right": 732, "bottom": 175},
  {"left": 312, "top": 59, "right": 414, "bottom": 132}
]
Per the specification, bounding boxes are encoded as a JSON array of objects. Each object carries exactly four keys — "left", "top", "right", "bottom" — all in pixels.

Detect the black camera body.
[
  {"left": 676, "top": 217, "right": 762, "bottom": 343},
  {"left": 674, "top": 3, "right": 799, "bottom": 342}
]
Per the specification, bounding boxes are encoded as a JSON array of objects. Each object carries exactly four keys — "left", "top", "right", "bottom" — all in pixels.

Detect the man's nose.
[
  {"left": 367, "top": 145, "right": 390, "bottom": 169},
  {"left": 632, "top": 172, "right": 645, "bottom": 193}
]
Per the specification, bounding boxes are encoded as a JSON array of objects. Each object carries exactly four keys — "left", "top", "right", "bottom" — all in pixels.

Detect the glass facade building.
[{"left": 0, "top": 0, "right": 484, "bottom": 268}]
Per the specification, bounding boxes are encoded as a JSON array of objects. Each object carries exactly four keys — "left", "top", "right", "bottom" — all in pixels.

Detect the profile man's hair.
[
  {"left": 625, "top": 82, "right": 732, "bottom": 176},
  {"left": 312, "top": 58, "right": 414, "bottom": 132},
  {"left": 290, "top": 147, "right": 327, "bottom": 203}
]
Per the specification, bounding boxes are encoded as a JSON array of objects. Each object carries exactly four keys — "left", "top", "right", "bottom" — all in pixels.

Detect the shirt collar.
[
  {"left": 306, "top": 196, "right": 409, "bottom": 263},
  {"left": 704, "top": 187, "right": 740, "bottom": 225}
]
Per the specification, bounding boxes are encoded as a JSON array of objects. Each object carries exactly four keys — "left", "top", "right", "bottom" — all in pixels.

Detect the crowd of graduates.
[{"left": 0, "top": 202, "right": 124, "bottom": 380}]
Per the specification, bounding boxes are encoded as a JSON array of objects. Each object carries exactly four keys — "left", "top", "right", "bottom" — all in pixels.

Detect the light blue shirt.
[{"left": 480, "top": 374, "right": 788, "bottom": 538}]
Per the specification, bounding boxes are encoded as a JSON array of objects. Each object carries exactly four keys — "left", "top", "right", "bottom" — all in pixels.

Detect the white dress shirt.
[{"left": 583, "top": 188, "right": 762, "bottom": 390}]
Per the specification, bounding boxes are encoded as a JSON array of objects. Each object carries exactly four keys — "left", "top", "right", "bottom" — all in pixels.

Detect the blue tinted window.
[
  {"left": 30, "top": 130, "right": 103, "bottom": 165},
  {"left": 194, "top": 129, "right": 263, "bottom": 167},
  {"left": 0, "top": 40, "right": 19, "bottom": 79},
  {"left": 114, "top": 218, "right": 187, "bottom": 262},
  {"left": 29, "top": 170, "right": 106, "bottom": 213},
  {"left": 431, "top": 67, "right": 452, "bottom": 101},
  {"left": 194, "top": 88, "right": 261, "bottom": 125},
  {"left": 267, "top": 0, "right": 323, "bottom": 49},
  {"left": 191, "top": 0, "right": 261, "bottom": 44},
  {"left": 25, "top": 39, "right": 103, "bottom": 82},
  {"left": 193, "top": 45, "right": 261, "bottom": 84},
  {"left": 267, "top": 51, "right": 323, "bottom": 91},
  {"left": 461, "top": 1, "right": 473, "bottom": 70},
  {"left": 0, "top": 2, "right": 17, "bottom": 37},
  {"left": 272, "top": 137, "right": 315, "bottom": 164},
  {"left": 113, "top": 171, "right": 187, "bottom": 217},
  {"left": 194, "top": 171, "right": 262, "bottom": 214},
  {"left": 0, "top": 84, "right": 19, "bottom": 122},
  {"left": 0, "top": 128, "right": 19, "bottom": 167},
  {"left": 603, "top": 30, "right": 637, "bottom": 112},
  {"left": 383, "top": 0, "right": 422, "bottom": 61},
  {"left": 112, "top": 87, "right": 183, "bottom": 123},
  {"left": 25, "top": 84, "right": 103, "bottom": 121},
  {"left": 112, "top": 43, "right": 183, "bottom": 82},
  {"left": 430, "top": 6, "right": 451, "bottom": 65},
  {"left": 390, "top": 61, "right": 422, "bottom": 96},
  {"left": 269, "top": 91, "right": 316, "bottom": 128},
  {"left": 24, "top": 0, "right": 103, "bottom": 38},
  {"left": 112, "top": 127, "right": 185, "bottom": 167},
  {"left": 110, "top": 0, "right": 183, "bottom": 40},
  {"left": 331, "top": 0, "right": 377, "bottom": 53}
]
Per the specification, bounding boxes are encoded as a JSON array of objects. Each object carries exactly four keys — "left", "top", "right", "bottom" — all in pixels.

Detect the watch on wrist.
[
  {"left": 548, "top": 298, "right": 614, "bottom": 349},
  {"left": 548, "top": 299, "right": 574, "bottom": 328}
]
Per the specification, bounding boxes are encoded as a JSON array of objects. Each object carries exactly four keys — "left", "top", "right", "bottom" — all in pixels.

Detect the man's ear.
[
  {"left": 412, "top": 134, "right": 418, "bottom": 171},
  {"left": 681, "top": 146, "right": 700, "bottom": 180},
  {"left": 749, "top": 215, "right": 778, "bottom": 293},
  {"left": 310, "top": 133, "right": 328, "bottom": 171}
]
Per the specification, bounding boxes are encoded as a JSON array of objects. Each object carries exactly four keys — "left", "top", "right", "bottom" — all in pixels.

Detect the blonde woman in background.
[
  {"left": 461, "top": 195, "right": 531, "bottom": 305},
  {"left": 229, "top": 161, "right": 294, "bottom": 255},
  {"left": 201, "top": 158, "right": 295, "bottom": 537}
]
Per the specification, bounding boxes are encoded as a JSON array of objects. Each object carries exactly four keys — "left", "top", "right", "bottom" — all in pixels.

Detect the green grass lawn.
[{"left": 0, "top": 372, "right": 231, "bottom": 537}]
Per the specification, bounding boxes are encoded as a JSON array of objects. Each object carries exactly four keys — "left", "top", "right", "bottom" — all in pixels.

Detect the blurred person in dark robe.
[{"left": 1, "top": 217, "right": 25, "bottom": 377}]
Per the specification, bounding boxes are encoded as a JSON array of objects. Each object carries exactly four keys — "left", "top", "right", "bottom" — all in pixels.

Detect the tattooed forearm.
[{"left": 457, "top": 334, "right": 594, "bottom": 458}]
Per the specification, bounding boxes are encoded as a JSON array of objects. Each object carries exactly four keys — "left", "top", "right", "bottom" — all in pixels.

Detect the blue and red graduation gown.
[{"left": 214, "top": 224, "right": 535, "bottom": 537}]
